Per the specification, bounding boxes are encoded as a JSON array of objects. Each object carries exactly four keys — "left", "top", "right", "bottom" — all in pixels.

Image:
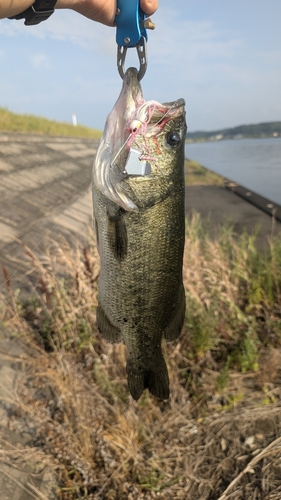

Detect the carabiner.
[
  {"left": 115, "top": 0, "right": 153, "bottom": 81},
  {"left": 117, "top": 36, "right": 147, "bottom": 81},
  {"left": 115, "top": 0, "right": 147, "bottom": 48}
]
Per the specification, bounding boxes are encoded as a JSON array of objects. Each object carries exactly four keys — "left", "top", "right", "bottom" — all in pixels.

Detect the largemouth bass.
[{"left": 92, "top": 67, "right": 186, "bottom": 400}]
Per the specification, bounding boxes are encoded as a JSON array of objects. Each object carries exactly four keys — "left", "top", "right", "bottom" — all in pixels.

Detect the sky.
[{"left": 1, "top": 0, "right": 281, "bottom": 132}]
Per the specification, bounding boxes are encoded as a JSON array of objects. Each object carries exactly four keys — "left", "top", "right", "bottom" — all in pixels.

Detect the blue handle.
[{"left": 115, "top": 0, "right": 147, "bottom": 47}]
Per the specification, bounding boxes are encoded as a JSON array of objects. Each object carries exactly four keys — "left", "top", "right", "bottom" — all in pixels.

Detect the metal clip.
[
  {"left": 115, "top": 0, "right": 153, "bottom": 81},
  {"left": 115, "top": 0, "right": 147, "bottom": 47},
  {"left": 117, "top": 36, "right": 147, "bottom": 81}
]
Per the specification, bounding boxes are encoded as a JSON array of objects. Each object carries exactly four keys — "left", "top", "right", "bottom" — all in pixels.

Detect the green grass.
[
  {"left": 0, "top": 107, "right": 102, "bottom": 138},
  {"left": 185, "top": 158, "right": 225, "bottom": 185}
]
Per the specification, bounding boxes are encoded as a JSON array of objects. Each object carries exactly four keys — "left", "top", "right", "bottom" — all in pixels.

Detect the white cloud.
[
  {"left": 0, "top": 12, "right": 115, "bottom": 56},
  {"left": 0, "top": 19, "right": 26, "bottom": 36},
  {"left": 149, "top": 8, "right": 243, "bottom": 65},
  {"left": 30, "top": 52, "right": 50, "bottom": 68},
  {"left": 1, "top": 7, "right": 243, "bottom": 63},
  {"left": 256, "top": 49, "right": 281, "bottom": 66}
]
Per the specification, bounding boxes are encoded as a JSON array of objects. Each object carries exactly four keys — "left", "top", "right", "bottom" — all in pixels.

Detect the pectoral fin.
[
  {"left": 93, "top": 214, "right": 100, "bottom": 254},
  {"left": 107, "top": 206, "right": 127, "bottom": 262},
  {"left": 164, "top": 284, "right": 186, "bottom": 341}
]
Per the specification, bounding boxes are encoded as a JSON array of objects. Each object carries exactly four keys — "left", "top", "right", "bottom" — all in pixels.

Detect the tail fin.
[{"left": 126, "top": 355, "right": 169, "bottom": 401}]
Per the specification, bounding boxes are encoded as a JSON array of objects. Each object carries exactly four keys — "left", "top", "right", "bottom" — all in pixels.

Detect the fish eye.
[{"left": 166, "top": 131, "right": 181, "bottom": 147}]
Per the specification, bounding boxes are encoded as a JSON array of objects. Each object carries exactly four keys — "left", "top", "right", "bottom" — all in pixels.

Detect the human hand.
[
  {"left": 1, "top": 0, "right": 157, "bottom": 26},
  {"left": 55, "top": 0, "right": 158, "bottom": 26}
]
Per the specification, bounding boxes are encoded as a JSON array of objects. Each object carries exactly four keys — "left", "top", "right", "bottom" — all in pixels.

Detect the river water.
[{"left": 185, "top": 138, "right": 281, "bottom": 206}]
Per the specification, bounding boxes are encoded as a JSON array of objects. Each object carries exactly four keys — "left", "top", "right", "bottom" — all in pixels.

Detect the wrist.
[
  {"left": 55, "top": 0, "right": 116, "bottom": 25},
  {"left": 3, "top": 0, "right": 34, "bottom": 18},
  {"left": 55, "top": 0, "right": 79, "bottom": 10}
]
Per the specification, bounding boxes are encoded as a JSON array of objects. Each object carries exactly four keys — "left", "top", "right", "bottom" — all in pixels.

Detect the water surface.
[{"left": 185, "top": 138, "right": 281, "bottom": 205}]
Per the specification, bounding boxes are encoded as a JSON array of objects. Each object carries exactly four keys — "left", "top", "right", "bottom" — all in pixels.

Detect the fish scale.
[{"left": 92, "top": 67, "right": 187, "bottom": 400}]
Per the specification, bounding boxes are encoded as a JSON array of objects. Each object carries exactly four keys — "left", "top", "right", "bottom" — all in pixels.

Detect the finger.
[{"left": 140, "top": 0, "right": 158, "bottom": 16}]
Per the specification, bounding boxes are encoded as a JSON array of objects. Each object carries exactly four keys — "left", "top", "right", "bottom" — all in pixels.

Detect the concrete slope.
[{"left": 0, "top": 133, "right": 99, "bottom": 499}]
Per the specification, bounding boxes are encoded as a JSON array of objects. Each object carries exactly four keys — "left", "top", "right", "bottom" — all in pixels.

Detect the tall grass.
[
  {"left": 0, "top": 107, "right": 102, "bottom": 138},
  {"left": 1, "top": 214, "right": 281, "bottom": 499},
  {"left": 182, "top": 214, "right": 281, "bottom": 371}
]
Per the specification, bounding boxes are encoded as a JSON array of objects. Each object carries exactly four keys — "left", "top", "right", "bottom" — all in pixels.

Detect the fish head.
[{"left": 93, "top": 67, "right": 186, "bottom": 211}]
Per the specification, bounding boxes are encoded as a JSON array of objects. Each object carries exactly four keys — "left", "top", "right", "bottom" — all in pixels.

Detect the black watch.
[{"left": 8, "top": 0, "right": 57, "bottom": 25}]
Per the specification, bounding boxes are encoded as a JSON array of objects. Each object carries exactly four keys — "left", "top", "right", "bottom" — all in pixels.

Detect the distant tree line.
[{"left": 186, "top": 121, "right": 281, "bottom": 141}]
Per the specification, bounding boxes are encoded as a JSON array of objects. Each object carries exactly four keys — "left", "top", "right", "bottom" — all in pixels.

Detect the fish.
[{"left": 92, "top": 67, "right": 186, "bottom": 401}]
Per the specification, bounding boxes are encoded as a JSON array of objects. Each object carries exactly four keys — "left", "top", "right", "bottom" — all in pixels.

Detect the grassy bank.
[
  {"left": 185, "top": 158, "right": 225, "bottom": 186},
  {"left": 0, "top": 107, "right": 102, "bottom": 138},
  {"left": 1, "top": 213, "right": 281, "bottom": 500}
]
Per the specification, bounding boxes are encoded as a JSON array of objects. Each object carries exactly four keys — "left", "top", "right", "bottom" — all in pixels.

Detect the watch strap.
[{"left": 9, "top": 0, "right": 57, "bottom": 25}]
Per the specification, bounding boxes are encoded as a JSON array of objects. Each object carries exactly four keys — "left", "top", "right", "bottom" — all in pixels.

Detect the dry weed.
[{"left": 1, "top": 214, "right": 281, "bottom": 499}]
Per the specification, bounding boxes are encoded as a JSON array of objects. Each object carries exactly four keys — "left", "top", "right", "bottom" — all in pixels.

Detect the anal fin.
[{"left": 97, "top": 304, "right": 122, "bottom": 344}]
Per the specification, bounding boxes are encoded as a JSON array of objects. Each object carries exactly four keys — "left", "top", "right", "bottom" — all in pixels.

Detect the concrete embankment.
[
  {"left": 225, "top": 181, "right": 281, "bottom": 222},
  {"left": 185, "top": 183, "right": 281, "bottom": 251},
  {"left": 0, "top": 132, "right": 99, "bottom": 291},
  {"left": 0, "top": 133, "right": 99, "bottom": 500}
]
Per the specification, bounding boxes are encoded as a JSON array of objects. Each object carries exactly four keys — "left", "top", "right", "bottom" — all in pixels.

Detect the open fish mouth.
[
  {"left": 122, "top": 68, "right": 185, "bottom": 136},
  {"left": 125, "top": 98, "right": 186, "bottom": 138},
  {"left": 93, "top": 67, "right": 186, "bottom": 211}
]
